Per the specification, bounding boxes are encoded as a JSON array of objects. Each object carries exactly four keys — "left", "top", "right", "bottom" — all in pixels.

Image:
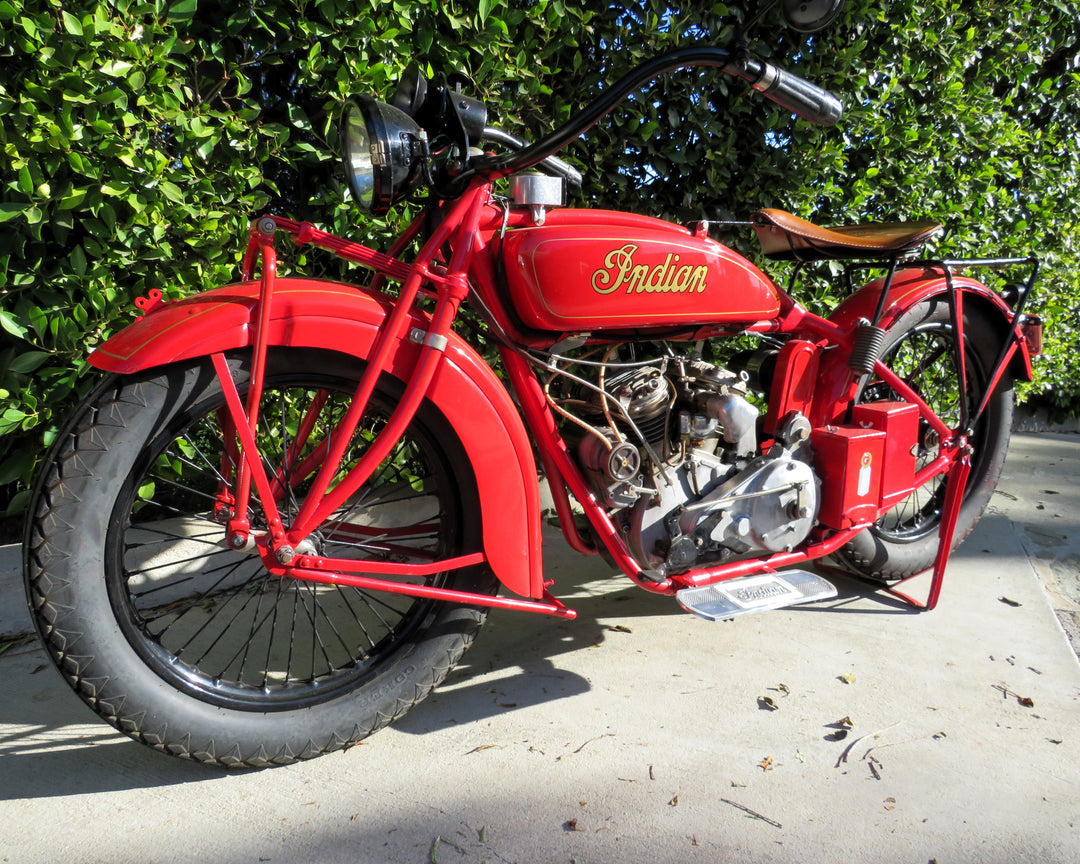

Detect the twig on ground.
[
  {"left": 572, "top": 732, "right": 614, "bottom": 754},
  {"left": 835, "top": 721, "right": 904, "bottom": 768},
  {"left": 720, "top": 798, "right": 782, "bottom": 829}
]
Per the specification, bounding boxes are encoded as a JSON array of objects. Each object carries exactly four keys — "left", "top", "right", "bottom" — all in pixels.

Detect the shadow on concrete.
[
  {"left": 0, "top": 645, "right": 225, "bottom": 799},
  {"left": 0, "top": 522, "right": 948, "bottom": 799}
]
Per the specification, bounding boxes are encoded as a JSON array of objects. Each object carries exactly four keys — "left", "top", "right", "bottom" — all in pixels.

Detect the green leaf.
[
  {"left": 17, "top": 165, "right": 33, "bottom": 195},
  {"left": 5, "top": 490, "right": 30, "bottom": 516},
  {"left": 100, "top": 59, "right": 134, "bottom": 77},
  {"left": 57, "top": 187, "right": 89, "bottom": 210},
  {"left": 0, "top": 450, "right": 34, "bottom": 486},
  {"left": 167, "top": 0, "right": 198, "bottom": 22},
  {"left": 0, "top": 202, "right": 28, "bottom": 222},
  {"left": 69, "top": 245, "right": 88, "bottom": 277},
  {"left": 7, "top": 351, "right": 51, "bottom": 375},
  {"left": 0, "top": 310, "right": 28, "bottom": 340},
  {"left": 158, "top": 180, "right": 183, "bottom": 203},
  {"left": 287, "top": 103, "right": 311, "bottom": 131},
  {"left": 61, "top": 10, "right": 83, "bottom": 36}
]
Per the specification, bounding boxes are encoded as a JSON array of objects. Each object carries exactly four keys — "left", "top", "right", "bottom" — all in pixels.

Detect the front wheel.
[
  {"left": 833, "top": 298, "right": 1014, "bottom": 580},
  {"left": 24, "top": 348, "right": 496, "bottom": 767}
]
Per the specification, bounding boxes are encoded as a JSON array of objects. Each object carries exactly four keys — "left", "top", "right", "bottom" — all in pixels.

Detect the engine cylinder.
[{"left": 587, "top": 366, "right": 670, "bottom": 446}]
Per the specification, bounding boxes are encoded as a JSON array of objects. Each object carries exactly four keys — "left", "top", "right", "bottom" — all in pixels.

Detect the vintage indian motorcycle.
[{"left": 23, "top": 0, "right": 1042, "bottom": 767}]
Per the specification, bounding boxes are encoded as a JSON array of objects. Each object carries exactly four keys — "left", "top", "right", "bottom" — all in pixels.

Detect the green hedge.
[{"left": 2, "top": 0, "right": 1077, "bottom": 514}]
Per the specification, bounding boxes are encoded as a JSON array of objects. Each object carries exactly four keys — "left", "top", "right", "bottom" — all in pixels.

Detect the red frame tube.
[
  {"left": 883, "top": 444, "right": 972, "bottom": 610},
  {"left": 287, "top": 563, "right": 577, "bottom": 618},
  {"left": 212, "top": 351, "right": 285, "bottom": 545}
]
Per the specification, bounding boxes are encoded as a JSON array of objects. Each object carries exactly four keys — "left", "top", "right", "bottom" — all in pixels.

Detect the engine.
[{"left": 559, "top": 350, "right": 819, "bottom": 575}]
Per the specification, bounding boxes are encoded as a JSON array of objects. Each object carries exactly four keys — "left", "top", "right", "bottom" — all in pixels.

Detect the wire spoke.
[
  {"left": 142, "top": 557, "right": 260, "bottom": 647},
  {"left": 125, "top": 523, "right": 223, "bottom": 548},
  {"left": 125, "top": 546, "right": 239, "bottom": 580},
  {"left": 332, "top": 586, "right": 381, "bottom": 650},
  {"left": 128, "top": 551, "right": 260, "bottom": 601},
  {"left": 178, "top": 582, "right": 267, "bottom": 670}
]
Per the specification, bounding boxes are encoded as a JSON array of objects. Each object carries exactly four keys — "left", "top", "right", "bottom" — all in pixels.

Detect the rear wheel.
[
  {"left": 833, "top": 298, "right": 1014, "bottom": 580},
  {"left": 25, "top": 349, "right": 495, "bottom": 767}
]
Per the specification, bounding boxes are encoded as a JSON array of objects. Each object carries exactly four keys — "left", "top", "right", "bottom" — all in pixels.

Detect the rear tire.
[
  {"left": 24, "top": 349, "right": 495, "bottom": 767},
  {"left": 833, "top": 298, "right": 1014, "bottom": 580}
]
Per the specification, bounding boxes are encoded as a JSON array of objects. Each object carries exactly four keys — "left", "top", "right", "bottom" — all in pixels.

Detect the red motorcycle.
[{"left": 23, "top": 1, "right": 1041, "bottom": 767}]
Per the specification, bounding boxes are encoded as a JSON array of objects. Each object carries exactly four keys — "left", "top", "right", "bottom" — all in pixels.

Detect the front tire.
[
  {"left": 24, "top": 349, "right": 495, "bottom": 767},
  {"left": 833, "top": 298, "right": 1014, "bottom": 580}
]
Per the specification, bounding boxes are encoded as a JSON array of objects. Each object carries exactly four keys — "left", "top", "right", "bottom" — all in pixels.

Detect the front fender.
[
  {"left": 92, "top": 279, "right": 544, "bottom": 599},
  {"left": 811, "top": 267, "right": 1031, "bottom": 426}
]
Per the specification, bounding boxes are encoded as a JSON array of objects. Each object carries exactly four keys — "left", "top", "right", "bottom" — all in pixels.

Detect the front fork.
[{"left": 216, "top": 189, "right": 486, "bottom": 570}]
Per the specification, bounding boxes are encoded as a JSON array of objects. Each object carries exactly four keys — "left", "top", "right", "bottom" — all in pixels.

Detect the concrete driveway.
[{"left": 1, "top": 433, "right": 1078, "bottom": 863}]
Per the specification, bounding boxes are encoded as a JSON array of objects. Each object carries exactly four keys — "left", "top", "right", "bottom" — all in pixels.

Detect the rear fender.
[
  {"left": 92, "top": 279, "right": 544, "bottom": 599},
  {"left": 810, "top": 268, "right": 1030, "bottom": 426}
]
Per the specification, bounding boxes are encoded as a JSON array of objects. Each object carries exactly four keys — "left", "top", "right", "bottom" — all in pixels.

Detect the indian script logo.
[{"left": 591, "top": 244, "right": 709, "bottom": 295}]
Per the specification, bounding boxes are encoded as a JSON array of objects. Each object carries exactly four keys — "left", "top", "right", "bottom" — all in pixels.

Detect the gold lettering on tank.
[{"left": 591, "top": 244, "right": 708, "bottom": 295}]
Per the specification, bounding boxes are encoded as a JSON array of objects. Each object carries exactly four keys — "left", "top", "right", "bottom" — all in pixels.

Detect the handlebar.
[
  {"left": 481, "top": 127, "right": 583, "bottom": 187},
  {"left": 726, "top": 56, "right": 843, "bottom": 127},
  {"left": 469, "top": 45, "right": 842, "bottom": 182}
]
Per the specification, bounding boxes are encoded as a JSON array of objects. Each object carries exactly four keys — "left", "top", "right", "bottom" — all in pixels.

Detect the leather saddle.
[{"left": 751, "top": 208, "right": 942, "bottom": 261}]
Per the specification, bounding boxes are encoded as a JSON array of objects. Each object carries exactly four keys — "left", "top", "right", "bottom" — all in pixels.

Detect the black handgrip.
[{"left": 728, "top": 57, "right": 843, "bottom": 126}]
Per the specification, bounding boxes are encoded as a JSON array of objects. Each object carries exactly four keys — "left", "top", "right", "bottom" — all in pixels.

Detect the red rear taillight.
[{"left": 1021, "top": 315, "right": 1043, "bottom": 356}]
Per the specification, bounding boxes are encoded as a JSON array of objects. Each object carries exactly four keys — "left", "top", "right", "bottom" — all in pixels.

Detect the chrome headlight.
[{"left": 340, "top": 95, "right": 427, "bottom": 214}]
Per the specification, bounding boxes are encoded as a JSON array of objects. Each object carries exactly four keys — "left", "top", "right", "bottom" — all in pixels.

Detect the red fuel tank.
[{"left": 499, "top": 212, "right": 781, "bottom": 332}]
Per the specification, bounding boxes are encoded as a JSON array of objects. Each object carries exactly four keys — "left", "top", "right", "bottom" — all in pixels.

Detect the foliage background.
[{"left": 1, "top": 0, "right": 1078, "bottom": 514}]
